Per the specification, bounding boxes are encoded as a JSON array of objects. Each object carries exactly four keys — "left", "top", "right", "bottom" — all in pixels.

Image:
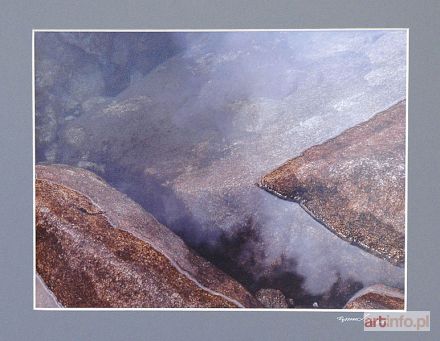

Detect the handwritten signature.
[{"left": 337, "top": 314, "right": 370, "bottom": 323}]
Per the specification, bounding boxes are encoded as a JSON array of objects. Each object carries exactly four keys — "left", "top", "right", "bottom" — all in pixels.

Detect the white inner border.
[{"left": 32, "top": 28, "right": 409, "bottom": 312}]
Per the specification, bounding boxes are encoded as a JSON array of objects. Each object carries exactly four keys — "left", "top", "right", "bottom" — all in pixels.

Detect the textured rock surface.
[
  {"left": 35, "top": 164, "right": 260, "bottom": 308},
  {"left": 259, "top": 100, "right": 406, "bottom": 266},
  {"left": 344, "top": 284, "right": 404, "bottom": 310},
  {"left": 35, "top": 32, "right": 182, "bottom": 161},
  {"left": 36, "top": 31, "right": 407, "bottom": 303},
  {"left": 255, "top": 289, "right": 289, "bottom": 308},
  {"left": 53, "top": 32, "right": 407, "bottom": 241}
]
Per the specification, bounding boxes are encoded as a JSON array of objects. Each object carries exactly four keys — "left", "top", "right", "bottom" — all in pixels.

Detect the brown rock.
[
  {"left": 255, "top": 289, "right": 289, "bottom": 308},
  {"left": 35, "top": 164, "right": 261, "bottom": 308},
  {"left": 344, "top": 284, "right": 404, "bottom": 310},
  {"left": 259, "top": 100, "right": 406, "bottom": 266}
]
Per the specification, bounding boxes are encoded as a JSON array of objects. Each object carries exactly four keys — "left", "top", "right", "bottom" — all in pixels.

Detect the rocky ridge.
[
  {"left": 36, "top": 164, "right": 260, "bottom": 308},
  {"left": 259, "top": 100, "right": 406, "bottom": 266}
]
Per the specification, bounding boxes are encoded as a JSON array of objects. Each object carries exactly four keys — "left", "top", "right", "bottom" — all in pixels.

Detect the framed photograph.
[{"left": 34, "top": 29, "right": 407, "bottom": 311}]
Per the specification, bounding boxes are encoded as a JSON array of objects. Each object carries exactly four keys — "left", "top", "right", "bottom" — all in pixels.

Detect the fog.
[{"left": 35, "top": 31, "right": 406, "bottom": 306}]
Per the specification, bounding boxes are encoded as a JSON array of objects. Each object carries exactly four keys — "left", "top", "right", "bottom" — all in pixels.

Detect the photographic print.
[{"left": 34, "top": 30, "right": 407, "bottom": 310}]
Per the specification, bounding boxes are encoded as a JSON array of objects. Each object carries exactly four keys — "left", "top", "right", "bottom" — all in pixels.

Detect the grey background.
[{"left": 0, "top": 0, "right": 438, "bottom": 340}]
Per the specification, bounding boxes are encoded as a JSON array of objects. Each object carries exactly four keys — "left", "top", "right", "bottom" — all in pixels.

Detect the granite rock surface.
[
  {"left": 259, "top": 101, "right": 406, "bottom": 266},
  {"left": 344, "top": 284, "right": 404, "bottom": 310},
  {"left": 36, "top": 164, "right": 260, "bottom": 308},
  {"left": 255, "top": 288, "right": 289, "bottom": 308},
  {"left": 35, "top": 31, "right": 407, "bottom": 301}
]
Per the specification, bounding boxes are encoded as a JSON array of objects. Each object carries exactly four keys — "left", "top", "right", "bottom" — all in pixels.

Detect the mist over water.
[{"left": 36, "top": 31, "right": 406, "bottom": 306}]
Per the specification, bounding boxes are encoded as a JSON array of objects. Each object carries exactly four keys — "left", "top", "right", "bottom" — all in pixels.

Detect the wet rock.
[
  {"left": 35, "top": 33, "right": 105, "bottom": 161},
  {"left": 58, "top": 32, "right": 183, "bottom": 96},
  {"left": 40, "top": 32, "right": 407, "bottom": 304},
  {"left": 259, "top": 100, "right": 406, "bottom": 266},
  {"left": 56, "top": 32, "right": 407, "bottom": 239},
  {"left": 318, "top": 276, "right": 363, "bottom": 308},
  {"left": 34, "top": 32, "right": 183, "bottom": 162},
  {"left": 344, "top": 284, "right": 404, "bottom": 310},
  {"left": 255, "top": 289, "right": 289, "bottom": 308},
  {"left": 35, "top": 100, "right": 57, "bottom": 146},
  {"left": 36, "top": 164, "right": 260, "bottom": 308},
  {"left": 35, "top": 273, "right": 61, "bottom": 308}
]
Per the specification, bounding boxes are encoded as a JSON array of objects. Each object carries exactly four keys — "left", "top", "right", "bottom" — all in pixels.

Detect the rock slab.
[
  {"left": 344, "top": 284, "right": 404, "bottom": 310},
  {"left": 255, "top": 289, "right": 289, "bottom": 308},
  {"left": 259, "top": 100, "right": 406, "bottom": 266},
  {"left": 36, "top": 164, "right": 260, "bottom": 308}
]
